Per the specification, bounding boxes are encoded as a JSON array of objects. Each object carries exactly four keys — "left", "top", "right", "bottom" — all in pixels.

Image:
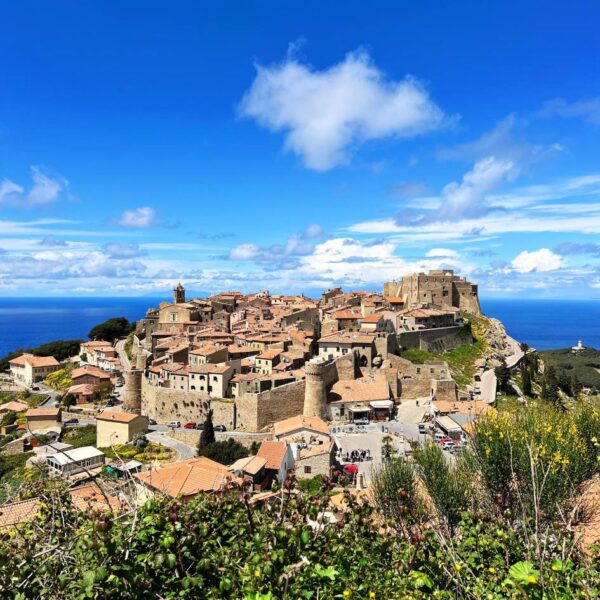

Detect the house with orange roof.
[
  {"left": 255, "top": 348, "right": 283, "bottom": 374},
  {"left": 273, "top": 415, "right": 331, "bottom": 444},
  {"left": 256, "top": 440, "right": 295, "bottom": 484},
  {"left": 133, "top": 456, "right": 236, "bottom": 502},
  {"left": 25, "top": 407, "right": 62, "bottom": 432},
  {"left": 96, "top": 411, "right": 148, "bottom": 447},
  {"left": 71, "top": 365, "right": 112, "bottom": 386},
  {"left": 9, "top": 353, "right": 60, "bottom": 386}
]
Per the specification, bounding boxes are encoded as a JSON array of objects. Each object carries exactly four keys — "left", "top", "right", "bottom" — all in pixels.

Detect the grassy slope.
[
  {"left": 539, "top": 347, "right": 600, "bottom": 389},
  {"left": 400, "top": 315, "right": 490, "bottom": 388}
]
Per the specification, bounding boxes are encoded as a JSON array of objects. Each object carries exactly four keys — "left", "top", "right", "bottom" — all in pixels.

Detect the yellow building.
[
  {"left": 96, "top": 411, "right": 148, "bottom": 448},
  {"left": 25, "top": 407, "right": 62, "bottom": 432}
]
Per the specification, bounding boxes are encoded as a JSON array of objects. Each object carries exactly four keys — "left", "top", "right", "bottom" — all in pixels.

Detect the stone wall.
[
  {"left": 169, "top": 428, "right": 272, "bottom": 449},
  {"left": 141, "top": 377, "right": 236, "bottom": 430},
  {"left": 397, "top": 326, "right": 469, "bottom": 352}
]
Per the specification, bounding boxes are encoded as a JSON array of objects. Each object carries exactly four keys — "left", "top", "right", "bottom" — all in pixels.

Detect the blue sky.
[{"left": 1, "top": 1, "right": 600, "bottom": 298}]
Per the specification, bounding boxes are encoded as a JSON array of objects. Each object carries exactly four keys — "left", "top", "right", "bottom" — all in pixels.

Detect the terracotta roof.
[
  {"left": 298, "top": 440, "right": 335, "bottom": 459},
  {"left": 26, "top": 407, "right": 61, "bottom": 418},
  {"left": 189, "top": 344, "right": 223, "bottom": 356},
  {"left": 257, "top": 441, "right": 288, "bottom": 470},
  {"left": 329, "top": 375, "right": 390, "bottom": 404},
  {"left": 318, "top": 332, "right": 376, "bottom": 345},
  {"left": 0, "top": 400, "right": 29, "bottom": 412},
  {"left": 69, "top": 484, "right": 122, "bottom": 513},
  {"left": 273, "top": 415, "right": 330, "bottom": 437},
  {"left": 256, "top": 349, "right": 283, "bottom": 361},
  {"left": 361, "top": 314, "right": 383, "bottom": 323},
  {"left": 241, "top": 455, "right": 268, "bottom": 475},
  {"left": 432, "top": 400, "right": 489, "bottom": 415},
  {"left": 134, "top": 457, "right": 234, "bottom": 498},
  {"left": 188, "top": 363, "right": 232, "bottom": 375},
  {"left": 67, "top": 383, "right": 96, "bottom": 395},
  {"left": 96, "top": 411, "right": 145, "bottom": 424},
  {"left": 0, "top": 498, "right": 41, "bottom": 529},
  {"left": 71, "top": 365, "right": 111, "bottom": 380},
  {"left": 333, "top": 309, "right": 363, "bottom": 320},
  {"left": 82, "top": 340, "right": 113, "bottom": 348},
  {"left": 9, "top": 354, "right": 59, "bottom": 368},
  {"left": 387, "top": 296, "right": 404, "bottom": 303}
]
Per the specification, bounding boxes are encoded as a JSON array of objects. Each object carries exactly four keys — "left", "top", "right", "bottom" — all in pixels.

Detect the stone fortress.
[{"left": 120, "top": 270, "right": 480, "bottom": 432}]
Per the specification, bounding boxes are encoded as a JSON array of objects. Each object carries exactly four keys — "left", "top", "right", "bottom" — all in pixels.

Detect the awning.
[
  {"left": 370, "top": 400, "right": 394, "bottom": 409},
  {"left": 349, "top": 407, "right": 371, "bottom": 413}
]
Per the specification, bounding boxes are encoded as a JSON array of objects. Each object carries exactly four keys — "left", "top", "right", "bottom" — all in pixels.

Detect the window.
[
  {"left": 170, "top": 312, "right": 178, "bottom": 322},
  {"left": 304, "top": 466, "right": 312, "bottom": 474}
]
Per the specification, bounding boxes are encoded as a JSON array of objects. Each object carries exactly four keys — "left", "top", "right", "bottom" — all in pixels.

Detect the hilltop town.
[
  {"left": 0, "top": 269, "right": 599, "bottom": 598},
  {"left": 0, "top": 269, "right": 524, "bottom": 497}
]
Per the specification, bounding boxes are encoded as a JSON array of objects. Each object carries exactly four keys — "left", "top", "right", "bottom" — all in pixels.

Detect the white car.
[{"left": 168, "top": 421, "right": 181, "bottom": 428}]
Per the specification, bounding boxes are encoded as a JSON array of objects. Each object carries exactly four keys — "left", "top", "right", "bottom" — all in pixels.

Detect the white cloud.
[
  {"left": 434, "top": 156, "right": 516, "bottom": 222},
  {"left": 102, "top": 242, "right": 146, "bottom": 259},
  {"left": 229, "top": 243, "right": 261, "bottom": 261},
  {"left": 426, "top": 248, "right": 459, "bottom": 258},
  {"left": 239, "top": 49, "right": 449, "bottom": 170},
  {"left": 511, "top": 248, "right": 564, "bottom": 273},
  {"left": 540, "top": 97, "right": 600, "bottom": 125},
  {"left": 118, "top": 207, "right": 159, "bottom": 228},
  {"left": 0, "top": 167, "right": 67, "bottom": 207},
  {"left": 26, "top": 167, "right": 63, "bottom": 205}
]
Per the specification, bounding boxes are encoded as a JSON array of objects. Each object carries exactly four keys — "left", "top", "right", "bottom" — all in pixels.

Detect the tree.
[
  {"left": 61, "top": 393, "right": 76, "bottom": 408},
  {"left": 88, "top": 317, "right": 133, "bottom": 344},
  {"left": 495, "top": 358, "right": 511, "bottom": 393},
  {"left": 132, "top": 433, "right": 149, "bottom": 450},
  {"left": 94, "top": 381, "right": 113, "bottom": 404},
  {"left": 521, "top": 364, "right": 532, "bottom": 397},
  {"left": 542, "top": 365, "right": 560, "bottom": 406},
  {"left": 198, "top": 410, "right": 215, "bottom": 451},
  {"left": 571, "top": 373, "right": 582, "bottom": 398},
  {"left": 198, "top": 438, "right": 248, "bottom": 465}
]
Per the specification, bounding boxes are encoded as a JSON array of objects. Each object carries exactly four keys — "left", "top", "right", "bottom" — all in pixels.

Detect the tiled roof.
[
  {"left": 188, "top": 363, "right": 231, "bottom": 375},
  {"left": 361, "top": 314, "right": 383, "bottom": 323},
  {"left": 190, "top": 344, "right": 222, "bottom": 356},
  {"left": 0, "top": 400, "right": 29, "bottom": 412},
  {"left": 71, "top": 365, "right": 111, "bottom": 380},
  {"left": 26, "top": 407, "right": 61, "bottom": 418},
  {"left": 96, "top": 411, "right": 144, "bottom": 424},
  {"left": 257, "top": 441, "right": 288, "bottom": 470},
  {"left": 329, "top": 375, "right": 390, "bottom": 404},
  {"left": 9, "top": 354, "right": 59, "bottom": 368},
  {"left": 256, "top": 349, "right": 283, "bottom": 360},
  {"left": 69, "top": 484, "right": 122, "bottom": 513},
  {"left": 67, "top": 383, "right": 96, "bottom": 395},
  {"left": 273, "top": 415, "right": 329, "bottom": 437},
  {"left": 134, "top": 457, "right": 234, "bottom": 498},
  {"left": 0, "top": 498, "right": 41, "bottom": 529},
  {"left": 298, "top": 440, "right": 335, "bottom": 459},
  {"left": 318, "top": 332, "right": 376, "bottom": 345}
]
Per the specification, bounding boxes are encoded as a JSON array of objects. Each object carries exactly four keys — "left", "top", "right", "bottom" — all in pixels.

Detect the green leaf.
[
  {"left": 314, "top": 564, "right": 338, "bottom": 581},
  {"left": 409, "top": 570, "right": 433, "bottom": 590},
  {"left": 301, "top": 529, "right": 311, "bottom": 545},
  {"left": 508, "top": 561, "right": 539, "bottom": 586}
]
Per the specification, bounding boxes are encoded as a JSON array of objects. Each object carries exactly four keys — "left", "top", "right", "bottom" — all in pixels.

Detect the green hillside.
[{"left": 539, "top": 347, "right": 600, "bottom": 390}]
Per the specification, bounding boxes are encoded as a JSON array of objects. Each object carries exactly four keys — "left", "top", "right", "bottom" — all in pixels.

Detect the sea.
[{"left": 0, "top": 296, "right": 598, "bottom": 358}]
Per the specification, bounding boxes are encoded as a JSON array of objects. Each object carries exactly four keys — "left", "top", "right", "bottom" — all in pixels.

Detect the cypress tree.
[
  {"left": 198, "top": 409, "right": 215, "bottom": 451},
  {"left": 521, "top": 364, "right": 532, "bottom": 397}
]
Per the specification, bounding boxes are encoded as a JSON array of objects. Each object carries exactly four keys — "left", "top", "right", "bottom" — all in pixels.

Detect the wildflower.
[
  {"left": 343, "top": 591, "right": 351, "bottom": 598},
  {"left": 551, "top": 564, "right": 558, "bottom": 572},
  {"left": 454, "top": 563, "right": 462, "bottom": 572},
  {"left": 488, "top": 567, "right": 495, "bottom": 574},
  {"left": 369, "top": 593, "right": 376, "bottom": 599},
  {"left": 527, "top": 575, "right": 537, "bottom": 584},
  {"left": 254, "top": 570, "right": 260, "bottom": 578}
]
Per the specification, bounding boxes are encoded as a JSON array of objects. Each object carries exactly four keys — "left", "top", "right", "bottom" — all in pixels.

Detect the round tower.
[
  {"left": 135, "top": 348, "right": 147, "bottom": 370},
  {"left": 303, "top": 360, "right": 327, "bottom": 418},
  {"left": 121, "top": 369, "right": 142, "bottom": 414}
]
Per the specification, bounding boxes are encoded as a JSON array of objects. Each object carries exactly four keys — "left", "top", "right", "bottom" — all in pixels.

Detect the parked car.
[
  {"left": 418, "top": 423, "right": 427, "bottom": 432},
  {"left": 31, "top": 385, "right": 40, "bottom": 391},
  {"left": 184, "top": 422, "right": 196, "bottom": 429},
  {"left": 343, "top": 463, "right": 359, "bottom": 475},
  {"left": 214, "top": 425, "right": 226, "bottom": 432},
  {"left": 437, "top": 437, "right": 452, "bottom": 445},
  {"left": 434, "top": 433, "right": 446, "bottom": 442},
  {"left": 195, "top": 423, "right": 205, "bottom": 430},
  {"left": 442, "top": 441, "right": 455, "bottom": 450},
  {"left": 168, "top": 421, "right": 181, "bottom": 429},
  {"left": 64, "top": 418, "right": 79, "bottom": 426},
  {"left": 148, "top": 418, "right": 157, "bottom": 426},
  {"left": 353, "top": 417, "right": 369, "bottom": 425}
]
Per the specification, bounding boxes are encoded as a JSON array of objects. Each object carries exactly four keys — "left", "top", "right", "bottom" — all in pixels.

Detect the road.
[
  {"left": 115, "top": 338, "right": 131, "bottom": 370},
  {"left": 480, "top": 336, "right": 525, "bottom": 403},
  {"left": 147, "top": 429, "right": 196, "bottom": 460}
]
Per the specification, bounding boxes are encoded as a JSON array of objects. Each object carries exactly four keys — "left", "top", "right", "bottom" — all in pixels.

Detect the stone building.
[
  {"left": 96, "top": 411, "right": 148, "bottom": 448},
  {"left": 383, "top": 269, "right": 480, "bottom": 315},
  {"left": 9, "top": 354, "right": 60, "bottom": 386}
]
